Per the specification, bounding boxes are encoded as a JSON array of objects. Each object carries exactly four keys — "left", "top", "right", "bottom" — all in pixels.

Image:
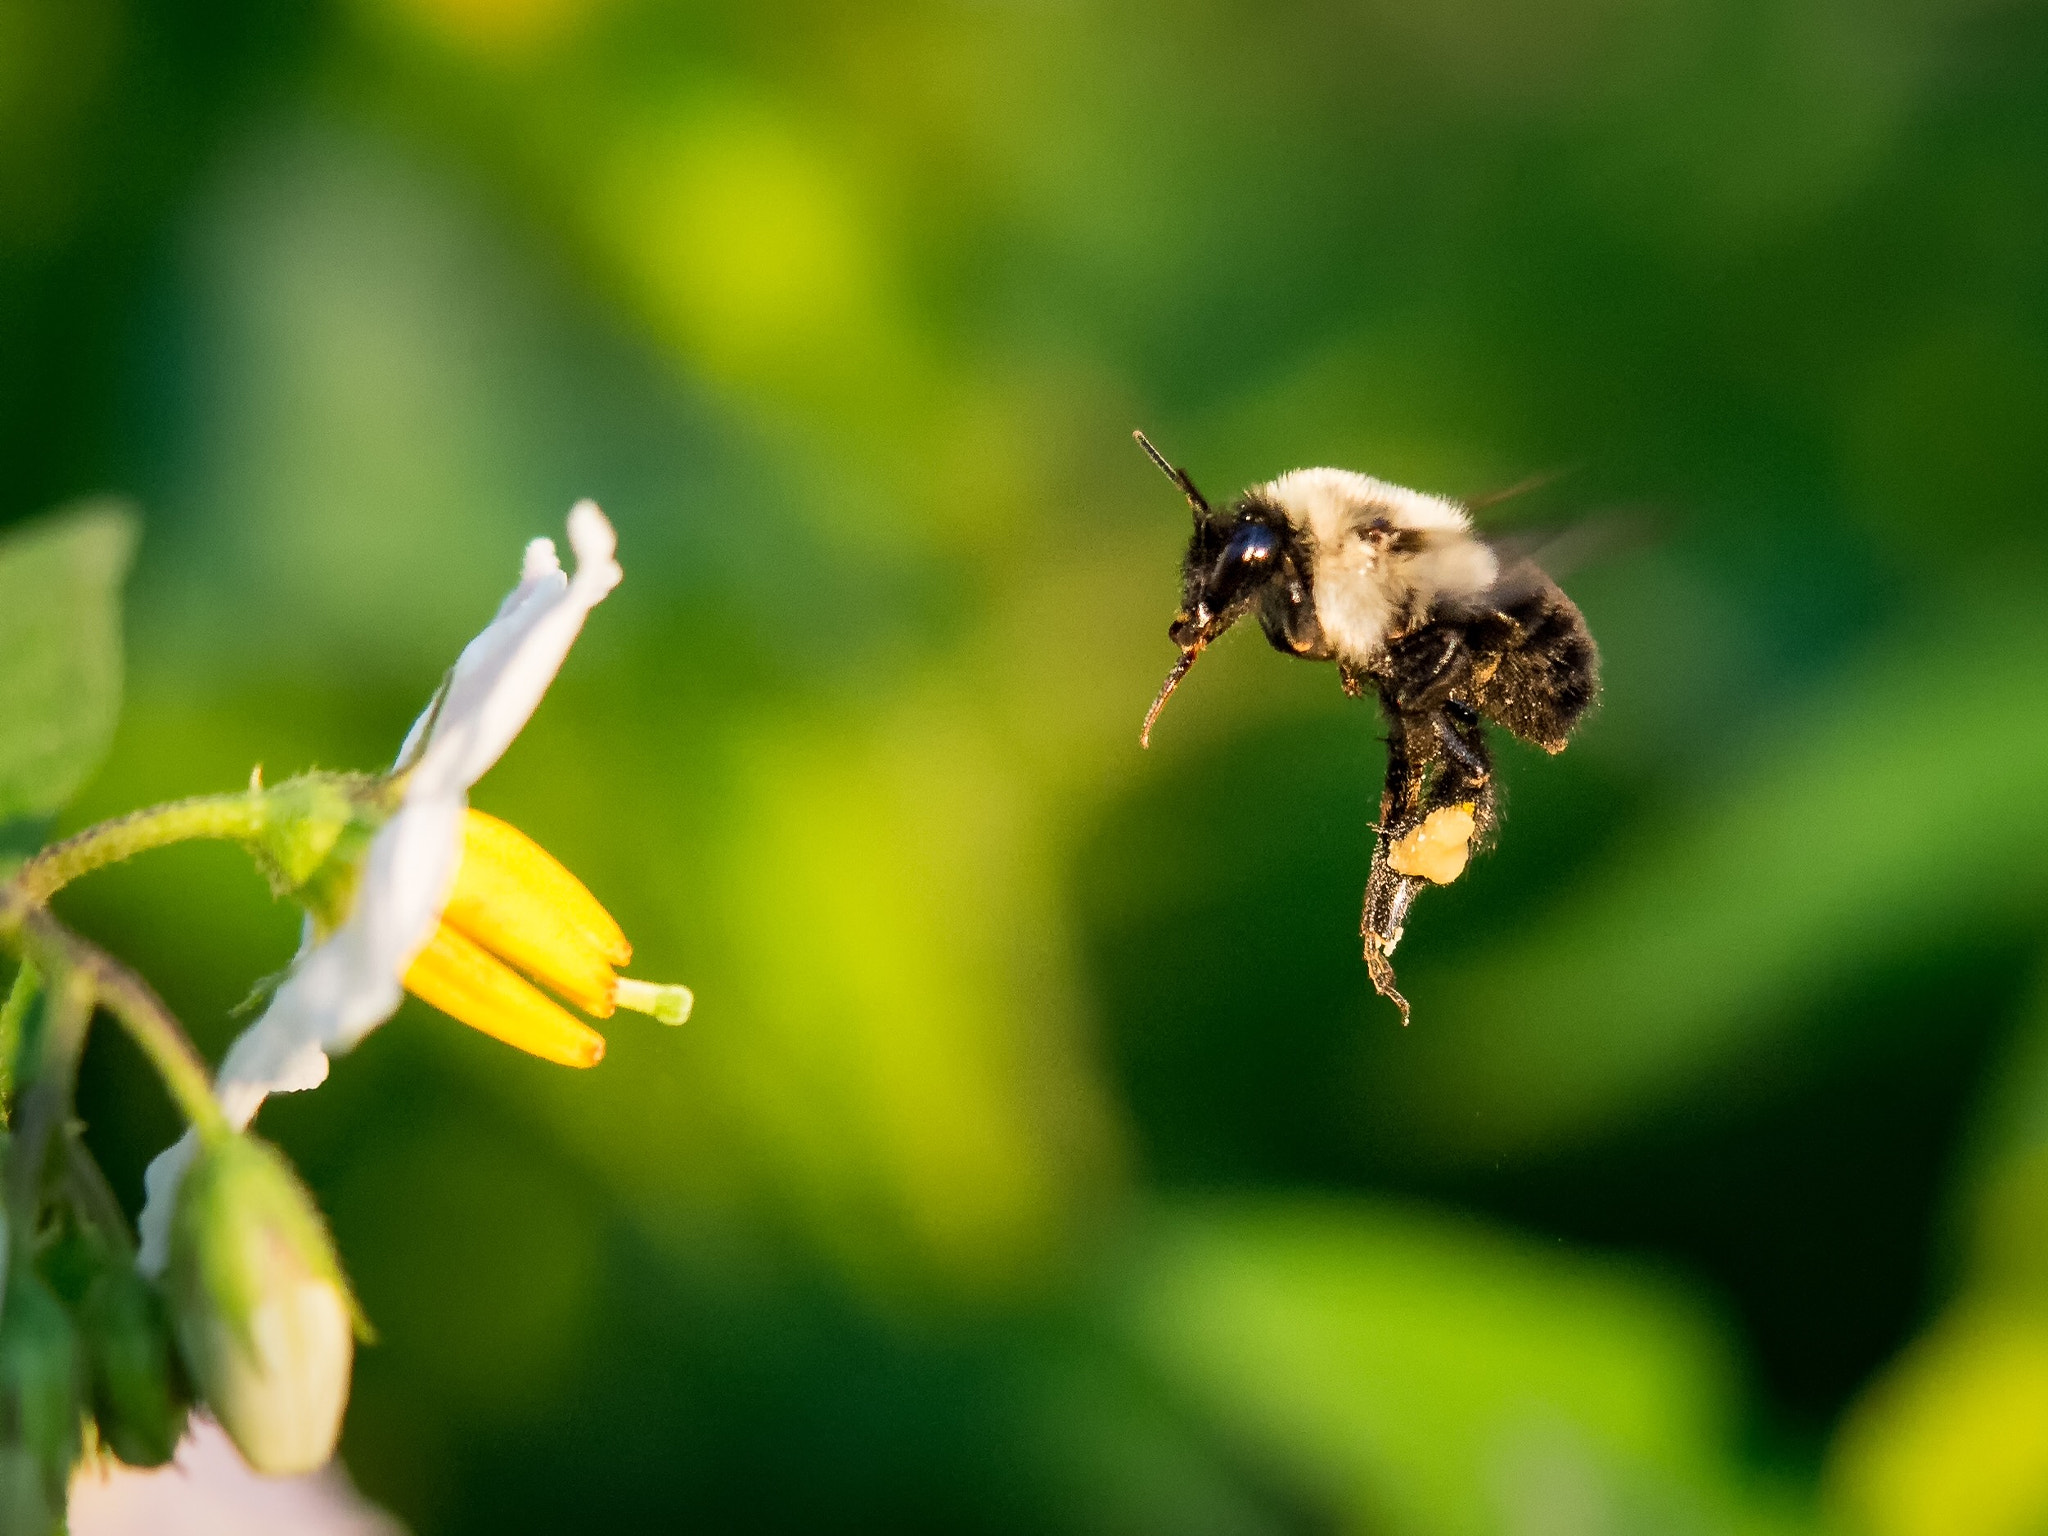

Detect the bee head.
[
  {"left": 1134, "top": 432, "right": 1296, "bottom": 746},
  {"left": 1168, "top": 501, "right": 1286, "bottom": 649}
]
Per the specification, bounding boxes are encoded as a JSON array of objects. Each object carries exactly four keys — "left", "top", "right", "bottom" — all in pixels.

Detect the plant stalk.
[
  {"left": 0, "top": 791, "right": 270, "bottom": 920},
  {"left": 20, "top": 910, "right": 230, "bottom": 1145},
  {"left": 0, "top": 956, "right": 40, "bottom": 1124},
  {"left": 3, "top": 957, "right": 93, "bottom": 1229}
]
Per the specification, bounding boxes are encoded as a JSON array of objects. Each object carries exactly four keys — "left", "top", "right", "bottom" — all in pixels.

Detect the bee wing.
[
  {"left": 1459, "top": 462, "right": 1665, "bottom": 586},
  {"left": 1454, "top": 508, "right": 1663, "bottom": 619}
]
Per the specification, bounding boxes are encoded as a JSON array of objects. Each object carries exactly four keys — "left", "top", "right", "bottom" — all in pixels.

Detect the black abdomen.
[{"left": 1466, "top": 572, "right": 1599, "bottom": 752}]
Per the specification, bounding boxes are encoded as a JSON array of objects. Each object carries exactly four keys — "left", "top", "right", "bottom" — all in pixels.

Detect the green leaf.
[
  {"left": 1122, "top": 1197, "right": 1817, "bottom": 1536},
  {"left": 0, "top": 501, "right": 138, "bottom": 854},
  {"left": 1824, "top": 972, "right": 2048, "bottom": 1536}
]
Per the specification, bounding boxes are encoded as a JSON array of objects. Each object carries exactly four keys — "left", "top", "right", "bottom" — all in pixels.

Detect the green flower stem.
[
  {"left": 20, "top": 909, "right": 231, "bottom": 1145},
  {"left": 3, "top": 958, "right": 92, "bottom": 1228},
  {"left": 0, "top": 956, "right": 40, "bottom": 1123},
  {"left": 0, "top": 793, "right": 267, "bottom": 1143},
  {"left": 0, "top": 782, "right": 365, "bottom": 1152},
  {"left": 1, "top": 791, "right": 271, "bottom": 914}
]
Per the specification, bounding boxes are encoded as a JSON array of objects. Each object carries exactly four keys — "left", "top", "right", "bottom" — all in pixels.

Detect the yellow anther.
[
  {"left": 439, "top": 809, "right": 630, "bottom": 1016},
  {"left": 404, "top": 923, "right": 606, "bottom": 1068},
  {"left": 403, "top": 808, "right": 690, "bottom": 1060}
]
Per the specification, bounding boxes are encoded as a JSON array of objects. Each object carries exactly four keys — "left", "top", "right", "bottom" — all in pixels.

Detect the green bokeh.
[{"left": 7, "top": 0, "right": 2048, "bottom": 1530}]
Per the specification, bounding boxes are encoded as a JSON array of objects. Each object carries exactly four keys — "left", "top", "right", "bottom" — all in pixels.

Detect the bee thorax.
[{"left": 1256, "top": 468, "right": 1496, "bottom": 667}]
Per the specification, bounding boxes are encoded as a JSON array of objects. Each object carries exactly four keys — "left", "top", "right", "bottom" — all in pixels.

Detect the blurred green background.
[{"left": 7, "top": 0, "right": 2048, "bottom": 1530}]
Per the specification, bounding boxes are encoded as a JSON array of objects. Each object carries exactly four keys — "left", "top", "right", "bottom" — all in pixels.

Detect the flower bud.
[
  {"left": 0, "top": 1263, "right": 82, "bottom": 1535},
  {"left": 164, "top": 1136, "right": 362, "bottom": 1476}
]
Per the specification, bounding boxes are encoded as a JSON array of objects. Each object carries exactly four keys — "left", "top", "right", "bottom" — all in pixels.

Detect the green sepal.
[
  {"left": 36, "top": 1198, "right": 187, "bottom": 1471},
  {"left": 241, "top": 770, "right": 410, "bottom": 939},
  {"left": 166, "top": 1135, "right": 365, "bottom": 1345},
  {"left": 0, "top": 1444, "right": 58, "bottom": 1536},
  {"left": 0, "top": 963, "right": 41, "bottom": 1127},
  {"left": 242, "top": 772, "right": 383, "bottom": 906},
  {"left": 78, "top": 1261, "right": 188, "bottom": 1469}
]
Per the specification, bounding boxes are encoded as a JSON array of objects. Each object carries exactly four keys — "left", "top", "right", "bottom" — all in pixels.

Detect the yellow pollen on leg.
[
  {"left": 1387, "top": 803, "right": 1478, "bottom": 885},
  {"left": 439, "top": 808, "right": 630, "bottom": 1015},
  {"left": 404, "top": 922, "right": 607, "bottom": 1067}
]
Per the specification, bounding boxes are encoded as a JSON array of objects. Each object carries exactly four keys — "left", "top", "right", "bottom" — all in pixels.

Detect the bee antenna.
[{"left": 1133, "top": 430, "right": 1212, "bottom": 519}]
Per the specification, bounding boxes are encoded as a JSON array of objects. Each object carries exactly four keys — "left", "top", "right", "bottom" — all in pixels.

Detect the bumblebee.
[{"left": 1135, "top": 431, "right": 1599, "bottom": 1022}]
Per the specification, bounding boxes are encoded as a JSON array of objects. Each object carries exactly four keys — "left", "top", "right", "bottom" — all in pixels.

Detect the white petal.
[
  {"left": 135, "top": 1134, "right": 197, "bottom": 1274},
  {"left": 69, "top": 1416, "right": 403, "bottom": 1536},
  {"left": 391, "top": 537, "right": 567, "bottom": 773},
  {"left": 407, "top": 500, "right": 619, "bottom": 800},
  {"left": 238, "top": 793, "right": 461, "bottom": 1084},
  {"left": 520, "top": 535, "right": 560, "bottom": 584}
]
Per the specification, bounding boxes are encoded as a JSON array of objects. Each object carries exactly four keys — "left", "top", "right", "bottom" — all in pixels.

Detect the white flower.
[
  {"left": 138, "top": 501, "right": 689, "bottom": 1274},
  {"left": 69, "top": 1416, "right": 403, "bottom": 1536}
]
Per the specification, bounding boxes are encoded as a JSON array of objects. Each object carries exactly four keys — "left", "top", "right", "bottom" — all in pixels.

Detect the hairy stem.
[
  {"left": 0, "top": 791, "right": 270, "bottom": 917},
  {"left": 0, "top": 956, "right": 39, "bottom": 1124},
  {"left": 20, "top": 909, "right": 229, "bottom": 1145},
  {"left": 4, "top": 958, "right": 93, "bottom": 1227}
]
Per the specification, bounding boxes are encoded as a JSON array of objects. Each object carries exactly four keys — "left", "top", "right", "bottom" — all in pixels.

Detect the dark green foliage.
[
  {"left": 43, "top": 1217, "right": 189, "bottom": 1473},
  {"left": 0, "top": 1266, "right": 81, "bottom": 1536},
  {"left": 77, "top": 1261, "right": 187, "bottom": 1469}
]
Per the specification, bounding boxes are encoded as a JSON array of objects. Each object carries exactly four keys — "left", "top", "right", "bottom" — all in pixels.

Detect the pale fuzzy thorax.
[{"left": 1260, "top": 467, "right": 1499, "bottom": 666}]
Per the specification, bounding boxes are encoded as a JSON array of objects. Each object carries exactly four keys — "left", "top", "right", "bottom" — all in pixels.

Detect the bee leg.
[
  {"left": 1432, "top": 701, "right": 1499, "bottom": 845},
  {"left": 1363, "top": 863, "right": 1423, "bottom": 1026},
  {"left": 1361, "top": 705, "right": 1497, "bottom": 1024},
  {"left": 1378, "top": 706, "right": 1493, "bottom": 868},
  {"left": 1361, "top": 713, "right": 1430, "bottom": 1022},
  {"left": 1378, "top": 624, "right": 1473, "bottom": 714},
  {"left": 1433, "top": 709, "right": 1489, "bottom": 782}
]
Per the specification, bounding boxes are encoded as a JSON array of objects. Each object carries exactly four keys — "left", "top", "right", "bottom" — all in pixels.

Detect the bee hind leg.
[
  {"left": 1362, "top": 865, "right": 1423, "bottom": 1026},
  {"left": 1360, "top": 705, "right": 1497, "bottom": 1024},
  {"left": 1360, "top": 714, "right": 1427, "bottom": 1021}
]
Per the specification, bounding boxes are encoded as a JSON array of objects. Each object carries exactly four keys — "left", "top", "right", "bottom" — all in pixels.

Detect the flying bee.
[{"left": 1133, "top": 430, "right": 1600, "bottom": 1024}]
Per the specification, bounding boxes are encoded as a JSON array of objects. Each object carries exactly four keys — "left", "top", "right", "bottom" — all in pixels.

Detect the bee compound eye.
[{"left": 1223, "top": 523, "right": 1281, "bottom": 568}]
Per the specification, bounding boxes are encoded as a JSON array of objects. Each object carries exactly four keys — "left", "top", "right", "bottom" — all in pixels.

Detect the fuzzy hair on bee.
[{"left": 1134, "top": 430, "right": 1600, "bottom": 1024}]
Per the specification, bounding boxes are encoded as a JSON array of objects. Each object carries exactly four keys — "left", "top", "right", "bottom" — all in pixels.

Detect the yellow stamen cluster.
[{"left": 403, "top": 810, "right": 690, "bottom": 1066}]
